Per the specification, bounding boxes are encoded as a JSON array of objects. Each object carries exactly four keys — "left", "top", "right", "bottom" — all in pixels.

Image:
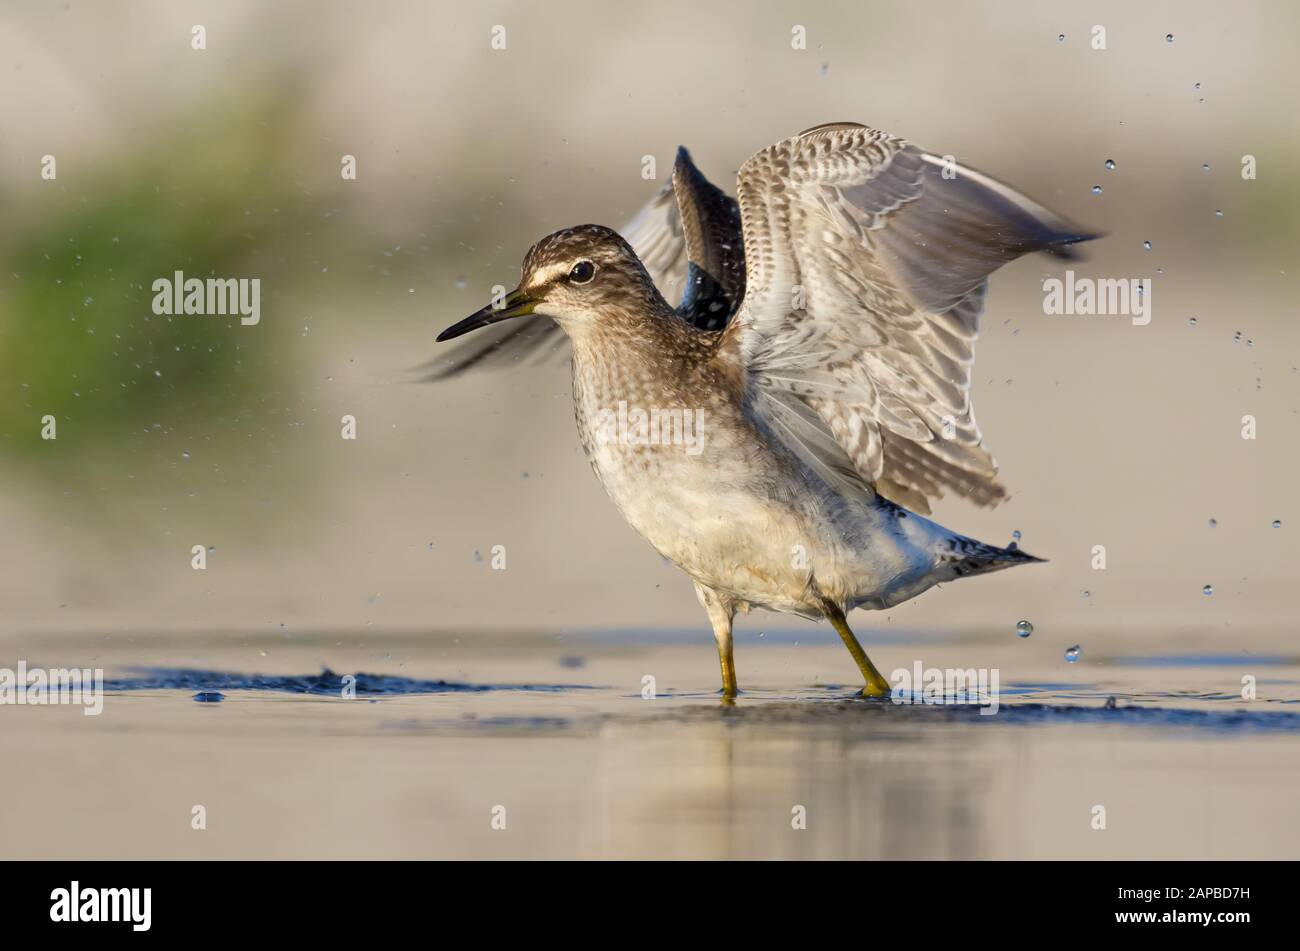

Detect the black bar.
[{"left": 6, "top": 860, "right": 1278, "bottom": 936}]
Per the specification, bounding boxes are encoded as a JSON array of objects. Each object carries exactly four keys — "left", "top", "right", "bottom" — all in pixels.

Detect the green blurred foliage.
[{"left": 0, "top": 96, "right": 323, "bottom": 500}]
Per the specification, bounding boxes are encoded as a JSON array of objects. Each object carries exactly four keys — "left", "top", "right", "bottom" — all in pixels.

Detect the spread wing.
[
  {"left": 418, "top": 151, "right": 744, "bottom": 380},
  {"left": 671, "top": 147, "right": 746, "bottom": 331},
  {"left": 722, "top": 122, "right": 1096, "bottom": 513},
  {"left": 620, "top": 173, "right": 692, "bottom": 308}
]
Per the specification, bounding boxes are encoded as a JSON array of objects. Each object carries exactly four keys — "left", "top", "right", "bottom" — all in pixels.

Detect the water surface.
[{"left": 2, "top": 630, "right": 1296, "bottom": 859}]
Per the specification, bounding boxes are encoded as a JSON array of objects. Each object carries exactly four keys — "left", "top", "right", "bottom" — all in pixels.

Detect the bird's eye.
[{"left": 568, "top": 260, "right": 596, "bottom": 284}]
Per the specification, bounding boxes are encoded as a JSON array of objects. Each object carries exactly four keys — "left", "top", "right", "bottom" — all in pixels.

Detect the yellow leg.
[
  {"left": 822, "top": 600, "right": 891, "bottom": 698},
  {"left": 695, "top": 582, "right": 738, "bottom": 701},
  {"left": 716, "top": 634, "right": 738, "bottom": 700}
]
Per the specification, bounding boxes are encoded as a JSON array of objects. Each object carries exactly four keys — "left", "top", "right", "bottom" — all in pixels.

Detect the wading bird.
[{"left": 431, "top": 122, "right": 1094, "bottom": 699}]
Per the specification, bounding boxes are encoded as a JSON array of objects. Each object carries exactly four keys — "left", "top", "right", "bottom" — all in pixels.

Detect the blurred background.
[{"left": 2, "top": 0, "right": 1298, "bottom": 652}]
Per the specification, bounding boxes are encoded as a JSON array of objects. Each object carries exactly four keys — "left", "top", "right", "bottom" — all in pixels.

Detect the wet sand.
[{"left": 1, "top": 630, "right": 1297, "bottom": 860}]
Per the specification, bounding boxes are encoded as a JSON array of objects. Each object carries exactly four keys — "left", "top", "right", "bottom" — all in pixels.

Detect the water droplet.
[
  {"left": 1015, "top": 619, "right": 1034, "bottom": 638},
  {"left": 1208, "top": 518, "right": 1217, "bottom": 528},
  {"left": 1012, "top": 530, "right": 1022, "bottom": 541},
  {"left": 1104, "top": 159, "right": 1115, "bottom": 170},
  {"left": 1091, "top": 184, "right": 1102, "bottom": 195},
  {"left": 1057, "top": 33, "right": 1065, "bottom": 42},
  {"left": 181, "top": 451, "right": 191, "bottom": 459},
  {"left": 1272, "top": 519, "right": 1282, "bottom": 529},
  {"left": 1065, "top": 645, "right": 1081, "bottom": 662},
  {"left": 153, "top": 369, "right": 162, "bottom": 378},
  {"left": 1188, "top": 317, "right": 1197, "bottom": 326},
  {"left": 820, "top": 62, "right": 829, "bottom": 76},
  {"left": 1201, "top": 162, "right": 1210, "bottom": 171},
  {"left": 1202, "top": 584, "right": 1214, "bottom": 596},
  {"left": 1233, "top": 331, "right": 1242, "bottom": 343},
  {"left": 1165, "top": 33, "right": 1174, "bottom": 43},
  {"left": 1143, "top": 240, "right": 1152, "bottom": 250},
  {"left": 193, "top": 691, "right": 225, "bottom": 703},
  {"left": 1194, "top": 82, "right": 1202, "bottom": 90},
  {"left": 1215, "top": 209, "right": 1224, "bottom": 217},
  {"left": 455, "top": 275, "right": 467, "bottom": 289},
  {"left": 1082, "top": 590, "right": 1091, "bottom": 599}
]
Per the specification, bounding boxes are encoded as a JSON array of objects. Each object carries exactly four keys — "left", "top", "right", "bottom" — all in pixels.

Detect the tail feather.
[{"left": 939, "top": 536, "right": 1045, "bottom": 579}]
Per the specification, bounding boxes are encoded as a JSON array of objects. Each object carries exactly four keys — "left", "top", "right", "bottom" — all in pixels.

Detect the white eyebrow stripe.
[{"left": 530, "top": 263, "right": 571, "bottom": 287}]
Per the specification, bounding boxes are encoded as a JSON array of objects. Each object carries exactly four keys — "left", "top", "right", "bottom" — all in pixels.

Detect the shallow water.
[{"left": 3, "top": 630, "right": 1298, "bottom": 859}]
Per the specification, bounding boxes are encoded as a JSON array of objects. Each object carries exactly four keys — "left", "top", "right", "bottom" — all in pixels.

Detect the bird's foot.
[{"left": 859, "top": 678, "right": 892, "bottom": 700}]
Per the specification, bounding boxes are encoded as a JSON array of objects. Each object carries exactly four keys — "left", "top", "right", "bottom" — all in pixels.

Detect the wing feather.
[{"left": 722, "top": 122, "right": 1096, "bottom": 512}]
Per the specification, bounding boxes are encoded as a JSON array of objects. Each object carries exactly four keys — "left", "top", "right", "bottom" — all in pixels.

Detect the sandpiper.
[{"left": 434, "top": 122, "right": 1095, "bottom": 699}]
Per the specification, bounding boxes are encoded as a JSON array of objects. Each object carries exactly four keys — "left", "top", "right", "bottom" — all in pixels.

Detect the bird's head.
[{"left": 436, "top": 225, "right": 665, "bottom": 344}]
